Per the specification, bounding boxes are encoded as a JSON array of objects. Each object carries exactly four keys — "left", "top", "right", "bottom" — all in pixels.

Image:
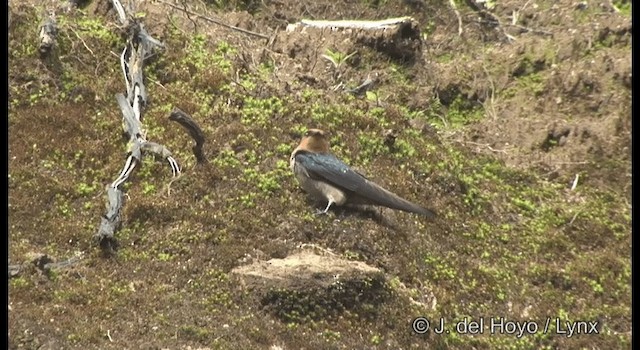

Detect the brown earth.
[{"left": 8, "top": 0, "right": 631, "bottom": 349}]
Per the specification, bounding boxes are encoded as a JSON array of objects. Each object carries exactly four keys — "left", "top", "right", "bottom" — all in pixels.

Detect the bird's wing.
[
  {"left": 294, "top": 151, "right": 436, "bottom": 218},
  {"left": 295, "top": 151, "right": 369, "bottom": 192}
]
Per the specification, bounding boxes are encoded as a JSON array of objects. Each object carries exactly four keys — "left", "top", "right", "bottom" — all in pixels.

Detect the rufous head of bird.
[{"left": 297, "top": 128, "right": 330, "bottom": 153}]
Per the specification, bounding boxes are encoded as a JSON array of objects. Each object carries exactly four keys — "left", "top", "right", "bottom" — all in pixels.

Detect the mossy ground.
[{"left": 9, "top": 0, "right": 630, "bottom": 349}]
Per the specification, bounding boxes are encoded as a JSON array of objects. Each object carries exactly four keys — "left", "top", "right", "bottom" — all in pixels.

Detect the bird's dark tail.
[{"left": 350, "top": 180, "right": 437, "bottom": 219}]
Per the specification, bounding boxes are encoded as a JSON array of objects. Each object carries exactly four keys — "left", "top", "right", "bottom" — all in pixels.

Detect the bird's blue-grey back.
[{"left": 294, "top": 151, "right": 436, "bottom": 218}]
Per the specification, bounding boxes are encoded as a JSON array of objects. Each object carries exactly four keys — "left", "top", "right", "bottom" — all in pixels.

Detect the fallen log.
[
  {"left": 94, "top": 0, "right": 180, "bottom": 252},
  {"left": 283, "top": 17, "right": 422, "bottom": 62}
]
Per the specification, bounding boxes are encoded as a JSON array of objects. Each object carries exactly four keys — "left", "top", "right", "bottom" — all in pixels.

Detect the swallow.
[{"left": 290, "top": 129, "right": 436, "bottom": 218}]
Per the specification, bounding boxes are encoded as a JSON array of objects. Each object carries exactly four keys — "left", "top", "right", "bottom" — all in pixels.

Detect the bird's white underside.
[{"left": 291, "top": 156, "right": 347, "bottom": 208}]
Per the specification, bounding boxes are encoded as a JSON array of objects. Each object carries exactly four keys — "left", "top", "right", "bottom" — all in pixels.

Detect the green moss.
[
  {"left": 516, "top": 72, "right": 546, "bottom": 96},
  {"left": 66, "top": 16, "right": 122, "bottom": 48},
  {"left": 212, "top": 150, "right": 241, "bottom": 169},
  {"left": 179, "top": 325, "right": 212, "bottom": 342},
  {"left": 75, "top": 182, "right": 97, "bottom": 196},
  {"left": 183, "top": 35, "right": 234, "bottom": 74},
  {"left": 424, "top": 254, "right": 457, "bottom": 281},
  {"left": 10, "top": 277, "right": 31, "bottom": 289},
  {"left": 241, "top": 96, "right": 285, "bottom": 127},
  {"left": 612, "top": 0, "right": 631, "bottom": 15},
  {"left": 356, "top": 132, "right": 385, "bottom": 165}
]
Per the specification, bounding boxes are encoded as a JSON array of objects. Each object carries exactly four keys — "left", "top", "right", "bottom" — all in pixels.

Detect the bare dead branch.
[
  {"left": 95, "top": 1, "right": 181, "bottom": 251},
  {"left": 449, "top": 0, "right": 463, "bottom": 36},
  {"left": 571, "top": 174, "right": 580, "bottom": 191},
  {"left": 157, "top": 0, "right": 270, "bottom": 40},
  {"left": 464, "top": 0, "right": 516, "bottom": 42},
  {"left": 111, "top": 0, "right": 129, "bottom": 27},
  {"left": 463, "top": 141, "right": 509, "bottom": 154},
  {"left": 505, "top": 22, "right": 553, "bottom": 37},
  {"left": 116, "top": 93, "right": 143, "bottom": 137},
  {"left": 95, "top": 186, "right": 125, "bottom": 247},
  {"left": 68, "top": 25, "right": 96, "bottom": 58},
  {"left": 169, "top": 107, "right": 208, "bottom": 164},
  {"left": 9, "top": 253, "right": 85, "bottom": 278},
  {"left": 39, "top": 15, "right": 57, "bottom": 55}
]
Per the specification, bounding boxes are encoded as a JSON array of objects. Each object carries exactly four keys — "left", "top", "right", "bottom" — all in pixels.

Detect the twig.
[
  {"left": 568, "top": 211, "right": 580, "bottom": 226},
  {"left": 157, "top": 0, "right": 270, "bottom": 40},
  {"left": 449, "top": 0, "right": 463, "bottom": 36},
  {"left": 481, "top": 62, "right": 497, "bottom": 120},
  {"left": 68, "top": 25, "right": 96, "bottom": 58},
  {"left": 464, "top": 0, "right": 516, "bottom": 42},
  {"left": 146, "top": 75, "right": 167, "bottom": 90},
  {"left": 506, "top": 22, "right": 553, "bottom": 37},
  {"left": 463, "top": 141, "right": 509, "bottom": 154},
  {"left": 520, "top": 0, "right": 533, "bottom": 12},
  {"left": 470, "top": 19, "right": 553, "bottom": 37},
  {"left": 165, "top": 172, "right": 183, "bottom": 196},
  {"left": 8, "top": 252, "right": 85, "bottom": 278},
  {"left": 571, "top": 174, "right": 579, "bottom": 191},
  {"left": 111, "top": 0, "right": 128, "bottom": 27},
  {"left": 549, "top": 161, "right": 589, "bottom": 165},
  {"left": 169, "top": 108, "right": 208, "bottom": 164},
  {"left": 179, "top": 0, "right": 199, "bottom": 33}
]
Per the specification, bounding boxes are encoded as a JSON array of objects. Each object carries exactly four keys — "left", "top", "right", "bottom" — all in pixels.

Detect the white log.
[{"left": 286, "top": 17, "right": 416, "bottom": 32}]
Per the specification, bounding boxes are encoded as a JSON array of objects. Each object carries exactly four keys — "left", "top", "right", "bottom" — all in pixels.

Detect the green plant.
[{"left": 322, "top": 49, "right": 357, "bottom": 70}]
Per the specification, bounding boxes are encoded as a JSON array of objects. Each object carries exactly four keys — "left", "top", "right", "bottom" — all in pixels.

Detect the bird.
[{"left": 290, "top": 128, "right": 436, "bottom": 218}]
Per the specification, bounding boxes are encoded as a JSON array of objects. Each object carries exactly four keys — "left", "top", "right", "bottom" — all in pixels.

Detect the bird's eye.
[{"left": 304, "top": 130, "right": 311, "bottom": 136}]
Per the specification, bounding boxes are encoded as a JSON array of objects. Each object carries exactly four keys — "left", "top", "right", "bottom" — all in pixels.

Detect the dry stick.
[
  {"left": 157, "top": 0, "right": 270, "bottom": 40},
  {"left": 9, "top": 253, "right": 85, "bottom": 278},
  {"left": 96, "top": 185, "right": 125, "bottom": 246},
  {"left": 179, "top": 0, "right": 199, "bottom": 33},
  {"left": 571, "top": 174, "right": 580, "bottom": 191},
  {"left": 449, "top": 0, "right": 463, "bottom": 36},
  {"left": 464, "top": 0, "right": 516, "bottom": 42},
  {"left": 169, "top": 107, "right": 208, "bottom": 164},
  {"left": 68, "top": 25, "right": 96, "bottom": 58},
  {"left": 111, "top": 0, "right": 129, "bottom": 27},
  {"left": 38, "top": 14, "right": 57, "bottom": 55},
  {"left": 95, "top": 0, "right": 180, "bottom": 251},
  {"left": 463, "top": 141, "right": 509, "bottom": 154},
  {"left": 506, "top": 22, "right": 553, "bottom": 37},
  {"left": 482, "top": 63, "right": 498, "bottom": 121},
  {"left": 472, "top": 18, "right": 553, "bottom": 37},
  {"left": 568, "top": 211, "right": 580, "bottom": 226}
]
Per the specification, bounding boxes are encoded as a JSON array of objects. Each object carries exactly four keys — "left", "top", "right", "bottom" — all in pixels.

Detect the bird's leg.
[{"left": 315, "top": 200, "right": 334, "bottom": 215}]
